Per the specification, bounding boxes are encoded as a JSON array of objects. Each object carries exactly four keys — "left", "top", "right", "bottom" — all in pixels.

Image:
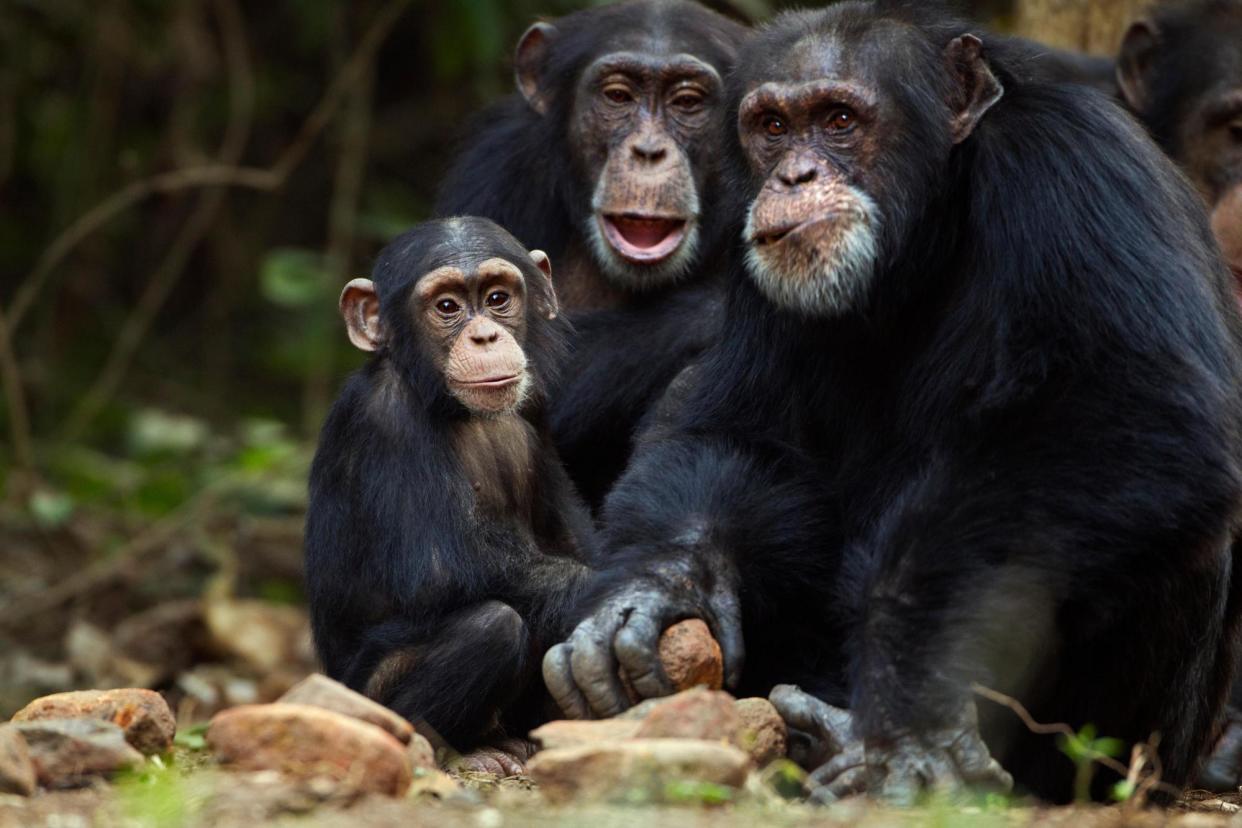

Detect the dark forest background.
[{"left": 0, "top": 0, "right": 1140, "bottom": 717}]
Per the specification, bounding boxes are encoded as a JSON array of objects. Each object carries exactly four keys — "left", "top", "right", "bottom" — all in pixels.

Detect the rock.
[
  {"left": 204, "top": 597, "right": 311, "bottom": 673},
  {"left": 657, "top": 619, "right": 724, "bottom": 691},
  {"left": 11, "top": 688, "right": 176, "bottom": 755},
  {"left": 0, "top": 726, "right": 35, "bottom": 796},
  {"left": 407, "top": 732, "right": 436, "bottom": 771},
  {"left": 527, "top": 739, "right": 751, "bottom": 804},
  {"left": 635, "top": 688, "right": 741, "bottom": 743},
  {"left": 112, "top": 599, "right": 209, "bottom": 683},
  {"left": 734, "top": 698, "right": 787, "bottom": 766},
  {"left": 12, "top": 719, "right": 143, "bottom": 788},
  {"left": 530, "top": 718, "right": 643, "bottom": 750},
  {"left": 277, "top": 674, "right": 414, "bottom": 745},
  {"left": 206, "top": 703, "right": 411, "bottom": 797}
]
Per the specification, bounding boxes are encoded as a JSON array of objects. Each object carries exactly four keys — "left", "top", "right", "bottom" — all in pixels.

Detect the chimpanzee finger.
[
  {"left": 809, "top": 767, "right": 868, "bottom": 804},
  {"left": 569, "top": 621, "right": 630, "bottom": 718},
  {"left": 542, "top": 643, "right": 590, "bottom": 720},
  {"left": 808, "top": 746, "right": 866, "bottom": 788},
  {"left": 614, "top": 610, "right": 673, "bottom": 700},
  {"left": 769, "top": 685, "right": 854, "bottom": 757},
  {"left": 706, "top": 587, "right": 745, "bottom": 688}
]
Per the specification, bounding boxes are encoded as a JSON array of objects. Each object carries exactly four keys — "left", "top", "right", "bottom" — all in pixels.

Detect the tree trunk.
[{"left": 1013, "top": 0, "right": 1150, "bottom": 55}]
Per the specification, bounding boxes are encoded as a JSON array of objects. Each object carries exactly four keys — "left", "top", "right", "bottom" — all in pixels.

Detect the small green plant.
[
  {"left": 173, "top": 722, "right": 208, "bottom": 751},
  {"left": 663, "top": 779, "right": 735, "bottom": 806},
  {"left": 1057, "top": 723, "right": 1126, "bottom": 803}
]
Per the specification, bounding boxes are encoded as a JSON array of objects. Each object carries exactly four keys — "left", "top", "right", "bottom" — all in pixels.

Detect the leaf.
[
  {"left": 260, "top": 248, "right": 331, "bottom": 308},
  {"left": 29, "top": 489, "right": 75, "bottom": 528}
]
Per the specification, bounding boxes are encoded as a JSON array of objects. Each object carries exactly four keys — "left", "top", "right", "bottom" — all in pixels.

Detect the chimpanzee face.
[
  {"left": 339, "top": 219, "right": 557, "bottom": 417},
  {"left": 1118, "top": 6, "right": 1242, "bottom": 286},
  {"left": 567, "top": 50, "right": 721, "bottom": 290},
  {"left": 734, "top": 19, "right": 1000, "bottom": 316},
  {"left": 514, "top": 18, "right": 732, "bottom": 292}
]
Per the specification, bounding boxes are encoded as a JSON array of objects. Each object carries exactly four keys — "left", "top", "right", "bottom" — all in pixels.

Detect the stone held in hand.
[
  {"left": 658, "top": 619, "right": 724, "bottom": 691},
  {"left": 0, "top": 726, "right": 36, "bottom": 796},
  {"left": 277, "top": 673, "right": 414, "bottom": 745},
  {"left": 527, "top": 738, "right": 751, "bottom": 804},
  {"left": 206, "top": 703, "right": 412, "bottom": 797},
  {"left": 11, "top": 689, "right": 176, "bottom": 756},
  {"left": 620, "top": 619, "right": 724, "bottom": 702},
  {"left": 12, "top": 719, "right": 143, "bottom": 789},
  {"left": 734, "top": 697, "right": 788, "bottom": 766}
]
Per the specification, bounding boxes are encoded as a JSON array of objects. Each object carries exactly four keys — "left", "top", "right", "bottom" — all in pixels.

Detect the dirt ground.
[{"left": 2, "top": 765, "right": 1240, "bottom": 828}]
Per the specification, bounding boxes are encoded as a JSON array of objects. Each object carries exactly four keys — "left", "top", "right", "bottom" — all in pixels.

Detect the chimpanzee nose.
[
  {"left": 469, "top": 319, "right": 501, "bottom": 345},
  {"left": 778, "top": 160, "right": 817, "bottom": 187},
  {"left": 632, "top": 140, "right": 668, "bottom": 164}
]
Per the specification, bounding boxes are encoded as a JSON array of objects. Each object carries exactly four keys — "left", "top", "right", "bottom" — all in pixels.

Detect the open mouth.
[
  {"left": 600, "top": 214, "right": 688, "bottom": 263},
  {"left": 457, "top": 375, "right": 521, "bottom": 389}
]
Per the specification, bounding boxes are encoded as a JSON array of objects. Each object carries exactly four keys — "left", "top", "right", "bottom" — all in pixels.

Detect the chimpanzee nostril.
[
  {"left": 633, "top": 142, "right": 668, "bottom": 163},
  {"left": 779, "top": 166, "right": 817, "bottom": 186}
]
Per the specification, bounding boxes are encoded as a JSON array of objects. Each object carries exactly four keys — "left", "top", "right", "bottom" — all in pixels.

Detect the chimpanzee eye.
[
  {"left": 670, "top": 90, "right": 705, "bottom": 110},
  {"left": 826, "top": 107, "right": 856, "bottom": 132},
  {"left": 485, "top": 290, "right": 510, "bottom": 308},
  {"left": 1229, "top": 121, "right": 1242, "bottom": 142},
  {"left": 604, "top": 85, "right": 634, "bottom": 104},
  {"left": 762, "top": 114, "right": 787, "bottom": 137},
  {"left": 435, "top": 298, "right": 460, "bottom": 316}
]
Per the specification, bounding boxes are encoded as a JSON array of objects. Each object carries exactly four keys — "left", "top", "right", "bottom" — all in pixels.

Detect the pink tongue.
[{"left": 611, "top": 217, "right": 679, "bottom": 250}]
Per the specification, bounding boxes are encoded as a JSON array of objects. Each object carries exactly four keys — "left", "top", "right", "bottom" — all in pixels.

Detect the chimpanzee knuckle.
[
  {"left": 819, "top": 767, "right": 868, "bottom": 802},
  {"left": 543, "top": 644, "right": 591, "bottom": 720}
]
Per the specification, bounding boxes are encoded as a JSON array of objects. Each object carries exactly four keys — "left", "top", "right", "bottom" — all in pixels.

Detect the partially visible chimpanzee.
[
  {"left": 305, "top": 217, "right": 596, "bottom": 774},
  {"left": 435, "top": 0, "right": 748, "bottom": 507},
  {"left": 1116, "top": 1, "right": 1242, "bottom": 790},
  {"left": 544, "top": 1, "right": 1242, "bottom": 804},
  {"left": 1116, "top": 0, "right": 1242, "bottom": 292}
]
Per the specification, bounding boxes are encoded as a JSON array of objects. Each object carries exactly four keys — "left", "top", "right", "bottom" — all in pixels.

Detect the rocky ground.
[{"left": 2, "top": 673, "right": 1242, "bottom": 828}]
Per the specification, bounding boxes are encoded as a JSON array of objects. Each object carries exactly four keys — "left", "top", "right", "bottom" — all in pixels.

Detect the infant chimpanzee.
[{"left": 305, "top": 217, "right": 596, "bottom": 773}]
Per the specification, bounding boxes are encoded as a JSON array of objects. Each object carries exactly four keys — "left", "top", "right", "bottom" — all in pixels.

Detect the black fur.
[
  {"left": 435, "top": 0, "right": 747, "bottom": 508},
  {"left": 583, "top": 1, "right": 1242, "bottom": 802},
  {"left": 304, "top": 217, "right": 596, "bottom": 750}
]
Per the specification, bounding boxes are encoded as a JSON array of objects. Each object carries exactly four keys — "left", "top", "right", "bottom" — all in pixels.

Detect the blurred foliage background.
[{"left": 0, "top": 0, "right": 1133, "bottom": 716}]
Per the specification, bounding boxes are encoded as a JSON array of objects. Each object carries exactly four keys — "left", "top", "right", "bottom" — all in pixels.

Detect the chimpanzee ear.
[
  {"left": 515, "top": 22, "right": 557, "bottom": 115},
  {"left": 339, "top": 278, "right": 386, "bottom": 352},
  {"left": 528, "top": 249, "right": 559, "bottom": 320},
  {"left": 945, "top": 34, "right": 1004, "bottom": 145},
  {"left": 1117, "top": 20, "right": 1160, "bottom": 114}
]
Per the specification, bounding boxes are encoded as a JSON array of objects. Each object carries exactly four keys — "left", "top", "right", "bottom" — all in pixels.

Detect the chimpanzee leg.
[{"left": 344, "top": 601, "right": 534, "bottom": 751}]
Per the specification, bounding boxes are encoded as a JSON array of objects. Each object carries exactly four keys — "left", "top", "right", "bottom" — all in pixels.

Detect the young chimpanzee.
[
  {"left": 305, "top": 217, "right": 596, "bottom": 773},
  {"left": 545, "top": 1, "right": 1242, "bottom": 804},
  {"left": 436, "top": 0, "right": 749, "bottom": 507},
  {"left": 1116, "top": 0, "right": 1242, "bottom": 292}
]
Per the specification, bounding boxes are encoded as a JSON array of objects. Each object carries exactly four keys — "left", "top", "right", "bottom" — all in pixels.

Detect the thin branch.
[
  {"left": 4, "top": 0, "right": 412, "bottom": 333},
  {"left": 60, "top": 0, "right": 255, "bottom": 441},
  {"left": 971, "top": 682, "right": 1180, "bottom": 799},
  {"left": 0, "top": 303, "right": 34, "bottom": 488}
]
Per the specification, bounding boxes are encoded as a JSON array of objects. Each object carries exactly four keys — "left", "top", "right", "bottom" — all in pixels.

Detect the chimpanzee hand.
[
  {"left": 542, "top": 555, "right": 743, "bottom": 719},
  {"left": 770, "top": 685, "right": 1013, "bottom": 805}
]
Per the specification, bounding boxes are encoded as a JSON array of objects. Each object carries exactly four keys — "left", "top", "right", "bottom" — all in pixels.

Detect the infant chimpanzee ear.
[
  {"left": 339, "top": 278, "right": 386, "bottom": 352},
  {"left": 529, "top": 249, "right": 559, "bottom": 320}
]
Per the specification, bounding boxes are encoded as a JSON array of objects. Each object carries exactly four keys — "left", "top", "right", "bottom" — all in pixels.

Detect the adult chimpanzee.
[
  {"left": 435, "top": 0, "right": 748, "bottom": 507},
  {"left": 544, "top": 1, "right": 1242, "bottom": 804},
  {"left": 1114, "top": 1, "right": 1242, "bottom": 789},
  {"left": 1116, "top": 0, "right": 1242, "bottom": 293},
  {"left": 305, "top": 217, "right": 596, "bottom": 774}
]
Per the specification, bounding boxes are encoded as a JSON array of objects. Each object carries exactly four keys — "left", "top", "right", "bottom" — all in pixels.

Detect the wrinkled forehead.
[
  {"left": 414, "top": 258, "right": 526, "bottom": 300},
  {"left": 747, "top": 19, "right": 920, "bottom": 93}
]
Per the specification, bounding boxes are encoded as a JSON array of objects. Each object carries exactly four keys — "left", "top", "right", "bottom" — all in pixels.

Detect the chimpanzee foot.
[
  {"left": 1196, "top": 712, "right": 1242, "bottom": 791},
  {"left": 453, "top": 738, "right": 538, "bottom": 776},
  {"left": 770, "top": 684, "right": 1012, "bottom": 805}
]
